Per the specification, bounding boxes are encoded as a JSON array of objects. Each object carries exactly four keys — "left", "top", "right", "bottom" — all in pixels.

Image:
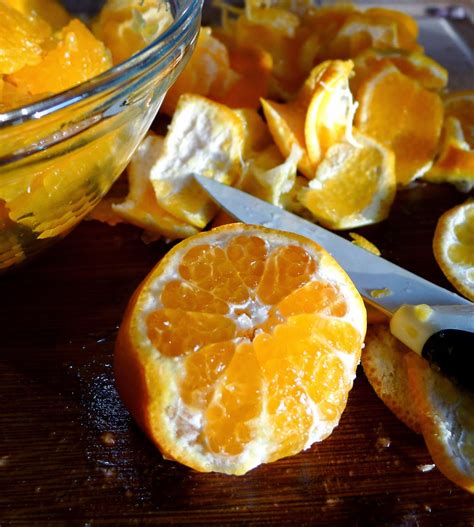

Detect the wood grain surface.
[{"left": 1, "top": 178, "right": 473, "bottom": 526}]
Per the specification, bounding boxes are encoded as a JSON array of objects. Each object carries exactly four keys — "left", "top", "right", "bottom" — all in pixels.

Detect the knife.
[{"left": 195, "top": 175, "right": 474, "bottom": 391}]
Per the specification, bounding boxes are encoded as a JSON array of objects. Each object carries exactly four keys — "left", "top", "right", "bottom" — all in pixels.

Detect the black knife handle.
[{"left": 422, "top": 329, "right": 474, "bottom": 392}]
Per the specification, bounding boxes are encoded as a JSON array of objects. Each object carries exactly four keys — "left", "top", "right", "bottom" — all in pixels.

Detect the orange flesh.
[
  {"left": 145, "top": 234, "right": 360, "bottom": 456},
  {"left": 0, "top": 3, "right": 51, "bottom": 75},
  {"left": 8, "top": 19, "right": 111, "bottom": 95}
]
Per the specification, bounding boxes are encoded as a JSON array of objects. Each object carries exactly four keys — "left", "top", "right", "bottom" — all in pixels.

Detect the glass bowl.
[{"left": 0, "top": 0, "right": 202, "bottom": 272}]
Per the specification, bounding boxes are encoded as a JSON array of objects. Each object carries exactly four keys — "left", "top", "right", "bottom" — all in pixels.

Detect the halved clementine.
[{"left": 115, "top": 223, "right": 366, "bottom": 474}]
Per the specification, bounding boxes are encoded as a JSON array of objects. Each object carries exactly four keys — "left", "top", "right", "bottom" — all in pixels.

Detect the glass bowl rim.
[{"left": 0, "top": 0, "right": 203, "bottom": 128}]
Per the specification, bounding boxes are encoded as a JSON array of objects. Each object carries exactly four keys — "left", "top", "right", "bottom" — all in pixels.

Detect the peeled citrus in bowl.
[{"left": 0, "top": 0, "right": 203, "bottom": 271}]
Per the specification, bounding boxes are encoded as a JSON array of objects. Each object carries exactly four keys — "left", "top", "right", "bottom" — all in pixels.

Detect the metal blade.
[{"left": 196, "top": 175, "right": 471, "bottom": 314}]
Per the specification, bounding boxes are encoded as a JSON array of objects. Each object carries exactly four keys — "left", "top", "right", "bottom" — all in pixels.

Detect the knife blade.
[{"left": 195, "top": 175, "right": 474, "bottom": 391}]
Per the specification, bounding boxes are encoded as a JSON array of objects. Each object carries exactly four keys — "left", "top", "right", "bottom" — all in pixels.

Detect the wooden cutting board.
[{"left": 1, "top": 180, "right": 473, "bottom": 526}]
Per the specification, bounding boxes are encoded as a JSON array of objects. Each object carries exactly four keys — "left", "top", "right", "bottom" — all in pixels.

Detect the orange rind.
[
  {"left": 299, "top": 132, "right": 396, "bottom": 230},
  {"left": 406, "top": 352, "right": 474, "bottom": 494},
  {"left": 424, "top": 117, "right": 474, "bottom": 192},
  {"left": 112, "top": 133, "right": 199, "bottom": 240},
  {"left": 352, "top": 48, "right": 448, "bottom": 94},
  {"left": 362, "top": 325, "right": 421, "bottom": 434},
  {"left": 304, "top": 60, "right": 355, "bottom": 166},
  {"left": 161, "top": 27, "right": 239, "bottom": 116},
  {"left": 443, "top": 90, "right": 474, "bottom": 147},
  {"left": 355, "top": 63, "right": 443, "bottom": 185},
  {"left": 150, "top": 94, "right": 245, "bottom": 229},
  {"left": 433, "top": 200, "right": 474, "bottom": 301}
]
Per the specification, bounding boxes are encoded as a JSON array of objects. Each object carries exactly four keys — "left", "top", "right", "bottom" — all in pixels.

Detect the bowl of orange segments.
[
  {"left": 0, "top": 0, "right": 202, "bottom": 272},
  {"left": 106, "top": 0, "right": 474, "bottom": 486}
]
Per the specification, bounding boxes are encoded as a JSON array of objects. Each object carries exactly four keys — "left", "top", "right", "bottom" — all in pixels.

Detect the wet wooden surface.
[{"left": 1, "top": 181, "right": 473, "bottom": 527}]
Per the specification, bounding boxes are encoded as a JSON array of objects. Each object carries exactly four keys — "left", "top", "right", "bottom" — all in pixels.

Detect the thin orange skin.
[
  {"left": 114, "top": 223, "right": 366, "bottom": 473},
  {"left": 433, "top": 203, "right": 474, "bottom": 302},
  {"left": 115, "top": 275, "right": 186, "bottom": 467},
  {"left": 406, "top": 353, "right": 474, "bottom": 493},
  {"left": 115, "top": 284, "right": 152, "bottom": 433}
]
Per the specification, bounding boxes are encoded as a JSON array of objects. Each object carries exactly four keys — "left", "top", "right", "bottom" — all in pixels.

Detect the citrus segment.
[
  {"left": 6, "top": 0, "right": 70, "bottom": 30},
  {"left": 180, "top": 341, "right": 235, "bottom": 408},
  {"left": 146, "top": 309, "right": 237, "bottom": 358},
  {"left": 299, "top": 132, "right": 396, "bottom": 229},
  {"left": 178, "top": 243, "right": 252, "bottom": 305},
  {"left": 160, "top": 280, "right": 229, "bottom": 314},
  {"left": 112, "top": 133, "right": 199, "bottom": 240},
  {"left": 0, "top": 2, "right": 50, "bottom": 75},
  {"left": 406, "top": 352, "right": 474, "bottom": 493},
  {"left": 275, "top": 281, "right": 347, "bottom": 318},
  {"left": 256, "top": 244, "right": 316, "bottom": 305},
  {"left": 225, "top": 233, "right": 267, "bottom": 288},
  {"left": 433, "top": 201, "right": 474, "bottom": 301},
  {"left": 1, "top": 134, "right": 115, "bottom": 239},
  {"left": 92, "top": 0, "right": 173, "bottom": 65},
  {"left": 355, "top": 63, "right": 443, "bottom": 185},
  {"left": 150, "top": 94, "right": 244, "bottom": 229},
  {"left": 8, "top": 19, "right": 112, "bottom": 95},
  {"left": 204, "top": 341, "right": 263, "bottom": 455},
  {"left": 115, "top": 224, "right": 366, "bottom": 474}
]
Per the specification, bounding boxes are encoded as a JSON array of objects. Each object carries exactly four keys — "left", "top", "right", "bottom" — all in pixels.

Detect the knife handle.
[
  {"left": 391, "top": 304, "right": 474, "bottom": 353},
  {"left": 390, "top": 304, "right": 474, "bottom": 391},
  {"left": 421, "top": 329, "right": 474, "bottom": 392}
]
